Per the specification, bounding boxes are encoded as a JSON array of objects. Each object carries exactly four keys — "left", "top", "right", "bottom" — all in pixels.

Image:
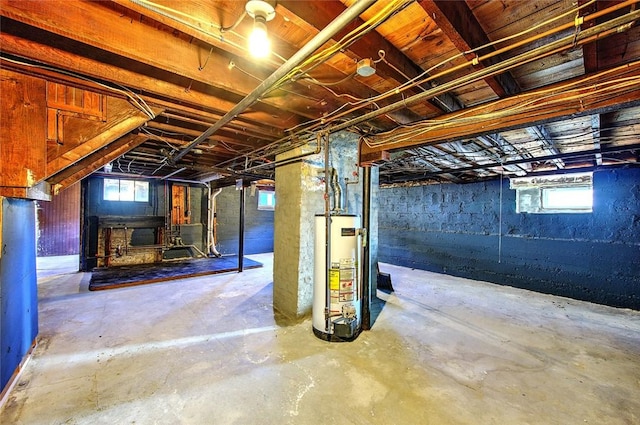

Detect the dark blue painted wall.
[
  {"left": 83, "top": 177, "right": 208, "bottom": 268},
  {"left": 378, "top": 167, "right": 640, "bottom": 310},
  {"left": 216, "top": 186, "right": 274, "bottom": 255},
  {"left": 85, "top": 177, "right": 166, "bottom": 217},
  {"left": 1, "top": 198, "right": 39, "bottom": 392}
]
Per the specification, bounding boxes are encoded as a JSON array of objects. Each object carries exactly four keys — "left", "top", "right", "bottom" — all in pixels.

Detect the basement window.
[
  {"left": 257, "top": 189, "right": 275, "bottom": 211},
  {"left": 510, "top": 172, "right": 593, "bottom": 214},
  {"left": 103, "top": 178, "right": 149, "bottom": 202}
]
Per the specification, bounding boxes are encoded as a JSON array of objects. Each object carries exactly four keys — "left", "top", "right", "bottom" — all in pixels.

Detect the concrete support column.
[{"left": 273, "top": 131, "right": 378, "bottom": 320}]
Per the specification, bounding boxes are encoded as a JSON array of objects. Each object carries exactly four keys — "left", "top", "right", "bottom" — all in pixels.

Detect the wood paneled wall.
[{"left": 36, "top": 183, "right": 80, "bottom": 256}]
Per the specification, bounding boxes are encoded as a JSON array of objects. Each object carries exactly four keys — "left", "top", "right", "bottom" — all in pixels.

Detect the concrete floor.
[{"left": 2, "top": 254, "right": 639, "bottom": 424}]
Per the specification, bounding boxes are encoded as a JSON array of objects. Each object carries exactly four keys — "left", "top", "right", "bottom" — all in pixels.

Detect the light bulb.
[{"left": 249, "top": 16, "right": 270, "bottom": 58}]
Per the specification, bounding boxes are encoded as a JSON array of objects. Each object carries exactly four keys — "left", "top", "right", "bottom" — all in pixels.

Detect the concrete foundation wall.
[
  {"left": 215, "top": 186, "right": 274, "bottom": 256},
  {"left": 378, "top": 167, "right": 640, "bottom": 310}
]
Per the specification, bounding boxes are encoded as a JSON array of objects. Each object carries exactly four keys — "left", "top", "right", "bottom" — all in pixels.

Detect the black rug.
[{"left": 89, "top": 256, "right": 262, "bottom": 291}]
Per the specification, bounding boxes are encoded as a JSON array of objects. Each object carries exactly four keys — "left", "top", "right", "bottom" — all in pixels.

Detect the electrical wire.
[
  {"left": 174, "top": 0, "right": 636, "bottom": 173},
  {"left": 269, "top": 0, "right": 410, "bottom": 92},
  {"left": 129, "top": 0, "right": 289, "bottom": 64},
  {"left": 138, "top": 127, "right": 181, "bottom": 151},
  {"left": 277, "top": 0, "right": 629, "bottom": 139},
  {"left": 1, "top": 55, "right": 156, "bottom": 119},
  {"left": 364, "top": 73, "right": 640, "bottom": 148}
]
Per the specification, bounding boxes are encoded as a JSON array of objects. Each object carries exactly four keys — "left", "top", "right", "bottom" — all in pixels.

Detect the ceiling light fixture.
[
  {"left": 356, "top": 58, "right": 376, "bottom": 77},
  {"left": 245, "top": 0, "right": 276, "bottom": 59}
]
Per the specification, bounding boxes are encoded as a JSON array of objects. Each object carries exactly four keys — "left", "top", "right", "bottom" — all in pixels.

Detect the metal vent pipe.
[{"left": 172, "top": 0, "right": 378, "bottom": 163}]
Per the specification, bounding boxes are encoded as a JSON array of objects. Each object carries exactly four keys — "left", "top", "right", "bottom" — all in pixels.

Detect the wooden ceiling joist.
[
  {"left": 46, "top": 98, "right": 163, "bottom": 176},
  {"left": 381, "top": 142, "right": 640, "bottom": 184},
  {"left": 361, "top": 61, "right": 640, "bottom": 157},
  {"left": 48, "top": 134, "right": 149, "bottom": 192},
  {"left": 0, "top": 0, "right": 323, "bottom": 118},
  {"left": 1, "top": 0, "right": 638, "bottom": 185},
  {"left": 419, "top": 0, "right": 520, "bottom": 97},
  {"left": 279, "top": 0, "right": 458, "bottom": 115},
  {"left": 0, "top": 28, "right": 294, "bottom": 131}
]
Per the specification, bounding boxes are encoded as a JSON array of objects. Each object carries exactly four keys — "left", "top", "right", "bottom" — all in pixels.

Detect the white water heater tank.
[{"left": 313, "top": 214, "right": 362, "bottom": 341}]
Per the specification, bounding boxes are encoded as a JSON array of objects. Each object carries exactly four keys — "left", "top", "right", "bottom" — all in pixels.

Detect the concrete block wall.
[
  {"left": 216, "top": 186, "right": 274, "bottom": 256},
  {"left": 378, "top": 167, "right": 640, "bottom": 310}
]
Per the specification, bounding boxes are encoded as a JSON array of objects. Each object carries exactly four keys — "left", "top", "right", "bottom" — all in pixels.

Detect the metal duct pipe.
[
  {"left": 330, "top": 168, "right": 343, "bottom": 212},
  {"left": 361, "top": 166, "right": 371, "bottom": 331},
  {"left": 242, "top": 134, "right": 322, "bottom": 172},
  {"left": 344, "top": 173, "right": 360, "bottom": 214},
  {"left": 323, "top": 133, "right": 332, "bottom": 332},
  {"left": 172, "top": 0, "right": 378, "bottom": 163}
]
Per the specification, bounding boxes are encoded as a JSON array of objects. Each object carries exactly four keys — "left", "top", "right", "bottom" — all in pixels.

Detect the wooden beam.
[
  {"left": 0, "top": 69, "right": 47, "bottom": 190},
  {"left": 47, "top": 98, "right": 163, "bottom": 176},
  {"left": 579, "top": 0, "right": 600, "bottom": 73},
  {"left": 580, "top": 1, "right": 640, "bottom": 73},
  {"left": 0, "top": 1, "right": 323, "bottom": 118},
  {"left": 140, "top": 134, "right": 238, "bottom": 158},
  {"left": 110, "top": 0, "right": 394, "bottom": 124},
  {"left": 158, "top": 112, "right": 282, "bottom": 141},
  {"left": 419, "top": 0, "right": 520, "bottom": 97},
  {"left": 0, "top": 27, "right": 297, "bottom": 131},
  {"left": 48, "top": 134, "right": 149, "bottom": 192},
  {"left": 110, "top": 0, "right": 251, "bottom": 66},
  {"left": 360, "top": 61, "right": 640, "bottom": 157},
  {"left": 278, "top": 0, "right": 456, "bottom": 114},
  {"left": 144, "top": 122, "right": 259, "bottom": 148}
]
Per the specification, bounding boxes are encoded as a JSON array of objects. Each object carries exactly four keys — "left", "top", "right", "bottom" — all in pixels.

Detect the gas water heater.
[{"left": 313, "top": 214, "right": 362, "bottom": 341}]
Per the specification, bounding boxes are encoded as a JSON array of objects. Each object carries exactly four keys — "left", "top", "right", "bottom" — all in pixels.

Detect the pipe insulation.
[{"left": 208, "top": 187, "right": 222, "bottom": 257}]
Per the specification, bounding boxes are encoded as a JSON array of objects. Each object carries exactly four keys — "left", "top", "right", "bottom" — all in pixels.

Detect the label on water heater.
[
  {"left": 341, "top": 228, "right": 356, "bottom": 236},
  {"left": 329, "top": 269, "right": 340, "bottom": 290},
  {"left": 339, "top": 258, "right": 355, "bottom": 301},
  {"left": 330, "top": 269, "right": 340, "bottom": 305}
]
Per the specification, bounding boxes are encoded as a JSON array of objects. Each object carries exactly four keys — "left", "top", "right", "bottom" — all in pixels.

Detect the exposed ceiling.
[{"left": 1, "top": 0, "right": 639, "bottom": 189}]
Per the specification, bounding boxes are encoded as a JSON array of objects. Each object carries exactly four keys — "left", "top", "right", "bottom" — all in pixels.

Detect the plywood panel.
[
  {"left": 0, "top": 69, "right": 47, "bottom": 189},
  {"left": 171, "top": 185, "right": 191, "bottom": 225}
]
